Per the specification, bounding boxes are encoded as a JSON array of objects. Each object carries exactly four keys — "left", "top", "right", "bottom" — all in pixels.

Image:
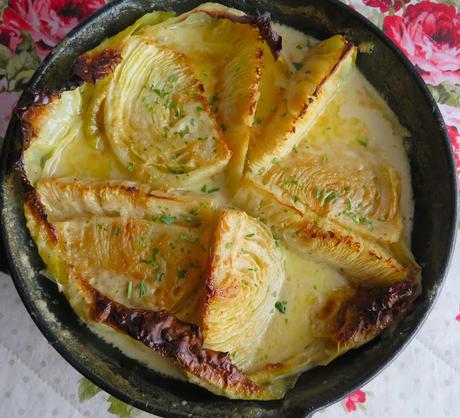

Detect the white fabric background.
[{"left": 0, "top": 234, "right": 459, "bottom": 418}]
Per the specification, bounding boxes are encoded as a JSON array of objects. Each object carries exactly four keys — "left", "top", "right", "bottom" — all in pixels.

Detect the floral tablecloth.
[{"left": 0, "top": 1, "right": 459, "bottom": 417}]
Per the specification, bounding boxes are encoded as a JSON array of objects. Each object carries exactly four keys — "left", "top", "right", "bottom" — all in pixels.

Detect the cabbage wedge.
[
  {"left": 203, "top": 209, "right": 285, "bottom": 372},
  {"left": 25, "top": 179, "right": 277, "bottom": 400},
  {"left": 234, "top": 177, "right": 417, "bottom": 286},
  {"left": 144, "top": 3, "right": 266, "bottom": 186},
  {"left": 256, "top": 147, "right": 402, "bottom": 243},
  {"left": 246, "top": 35, "right": 357, "bottom": 174}
]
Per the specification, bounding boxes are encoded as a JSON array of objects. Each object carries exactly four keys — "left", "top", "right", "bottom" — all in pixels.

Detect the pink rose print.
[
  {"left": 344, "top": 389, "right": 367, "bottom": 413},
  {"left": 456, "top": 304, "right": 460, "bottom": 322},
  {"left": 383, "top": 1, "right": 460, "bottom": 86},
  {"left": 363, "top": 0, "right": 410, "bottom": 13},
  {"left": 0, "top": 0, "right": 105, "bottom": 56},
  {"left": 0, "top": 24, "right": 22, "bottom": 53},
  {"left": 439, "top": 104, "right": 460, "bottom": 176}
]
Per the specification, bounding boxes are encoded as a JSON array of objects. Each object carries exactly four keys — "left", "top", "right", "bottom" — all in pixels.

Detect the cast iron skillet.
[{"left": 0, "top": 0, "right": 458, "bottom": 417}]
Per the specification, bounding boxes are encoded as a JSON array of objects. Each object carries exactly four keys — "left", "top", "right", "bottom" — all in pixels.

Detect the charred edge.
[
  {"left": 86, "top": 284, "right": 264, "bottom": 395},
  {"left": 334, "top": 280, "right": 416, "bottom": 345},
  {"left": 16, "top": 74, "right": 83, "bottom": 151},
  {"left": 301, "top": 222, "right": 362, "bottom": 253},
  {"left": 72, "top": 49, "right": 122, "bottom": 84},
  {"left": 201, "top": 11, "right": 282, "bottom": 59},
  {"left": 311, "top": 40, "right": 355, "bottom": 100},
  {"left": 22, "top": 183, "right": 58, "bottom": 244}
]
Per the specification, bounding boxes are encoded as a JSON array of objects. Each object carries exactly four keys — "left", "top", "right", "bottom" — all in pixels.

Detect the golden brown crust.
[
  {"left": 187, "top": 9, "right": 282, "bottom": 59},
  {"left": 299, "top": 220, "right": 408, "bottom": 278},
  {"left": 80, "top": 280, "right": 266, "bottom": 397},
  {"left": 72, "top": 48, "right": 122, "bottom": 84},
  {"left": 290, "top": 41, "right": 355, "bottom": 135}
]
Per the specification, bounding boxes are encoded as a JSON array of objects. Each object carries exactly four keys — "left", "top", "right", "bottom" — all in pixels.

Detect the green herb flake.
[
  {"left": 177, "top": 269, "right": 187, "bottom": 279},
  {"left": 357, "top": 138, "right": 369, "bottom": 148},
  {"left": 154, "top": 272, "right": 164, "bottom": 282},
  {"left": 196, "top": 106, "right": 205, "bottom": 113},
  {"left": 168, "top": 73, "right": 178, "bottom": 83},
  {"left": 114, "top": 227, "right": 121, "bottom": 236},
  {"left": 320, "top": 189, "right": 340, "bottom": 207},
  {"left": 127, "top": 162, "right": 134, "bottom": 172},
  {"left": 292, "top": 145, "right": 298, "bottom": 153},
  {"left": 201, "top": 184, "right": 208, "bottom": 193},
  {"left": 141, "top": 248, "right": 159, "bottom": 267},
  {"left": 245, "top": 233, "right": 255, "bottom": 238},
  {"left": 346, "top": 198, "right": 353, "bottom": 211},
  {"left": 231, "top": 351, "right": 237, "bottom": 360},
  {"left": 180, "top": 234, "right": 197, "bottom": 243},
  {"left": 283, "top": 176, "right": 299, "bottom": 185},
  {"left": 127, "top": 281, "right": 133, "bottom": 299},
  {"left": 293, "top": 62, "right": 304, "bottom": 71},
  {"left": 344, "top": 186, "right": 351, "bottom": 192},
  {"left": 207, "top": 187, "right": 220, "bottom": 194},
  {"left": 275, "top": 300, "right": 288, "bottom": 314},
  {"left": 225, "top": 242, "right": 233, "bottom": 249},
  {"left": 159, "top": 215, "right": 176, "bottom": 225},
  {"left": 139, "top": 281, "right": 148, "bottom": 298},
  {"left": 255, "top": 117, "right": 263, "bottom": 124}
]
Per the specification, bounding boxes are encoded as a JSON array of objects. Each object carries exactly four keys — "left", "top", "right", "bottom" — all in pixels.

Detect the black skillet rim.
[{"left": 0, "top": 0, "right": 458, "bottom": 417}]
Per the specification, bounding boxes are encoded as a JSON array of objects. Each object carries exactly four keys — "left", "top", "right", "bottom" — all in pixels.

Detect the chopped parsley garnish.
[
  {"left": 255, "top": 117, "right": 263, "bottom": 124},
  {"left": 127, "top": 281, "right": 133, "bottom": 299},
  {"left": 292, "top": 145, "right": 298, "bottom": 153},
  {"left": 190, "top": 209, "right": 200, "bottom": 216},
  {"left": 245, "top": 233, "right": 255, "bottom": 238},
  {"left": 231, "top": 351, "right": 237, "bottom": 360},
  {"left": 180, "top": 234, "right": 197, "bottom": 243},
  {"left": 114, "top": 227, "right": 121, "bottom": 236},
  {"left": 207, "top": 187, "right": 220, "bottom": 194},
  {"left": 127, "top": 162, "right": 134, "bottom": 172},
  {"left": 141, "top": 248, "right": 159, "bottom": 267},
  {"left": 225, "top": 242, "right": 233, "bottom": 249},
  {"left": 357, "top": 138, "right": 369, "bottom": 148},
  {"left": 196, "top": 106, "right": 205, "bottom": 113},
  {"left": 293, "top": 62, "right": 304, "bottom": 71},
  {"left": 139, "top": 281, "right": 148, "bottom": 298},
  {"left": 316, "top": 187, "right": 323, "bottom": 199},
  {"left": 319, "top": 189, "right": 340, "bottom": 207},
  {"left": 177, "top": 269, "right": 187, "bottom": 279},
  {"left": 159, "top": 215, "right": 176, "bottom": 225},
  {"left": 275, "top": 300, "right": 288, "bottom": 314},
  {"left": 344, "top": 186, "right": 351, "bottom": 192},
  {"left": 248, "top": 267, "right": 258, "bottom": 272},
  {"left": 185, "top": 215, "right": 201, "bottom": 224},
  {"left": 168, "top": 73, "right": 178, "bottom": 83},
  {"left": 201, "top": 184, "right": 208, "bottom": 193},
  {"left": 154, "top": 272, "right": 164, "bottom": 282},
  {"left": 283, "top": 176, "right": 299, "bottom": 185}
]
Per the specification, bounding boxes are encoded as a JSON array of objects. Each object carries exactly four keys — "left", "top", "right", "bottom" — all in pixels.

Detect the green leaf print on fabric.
[
  {"left": 107, "top": 396, "right": 136, "bottom": 418},
  {"left": 78, "top": 377, "right": 102, "bottom": 402},
  {"left": 0, "top": 31, "right": 40, "bottom": 92}
]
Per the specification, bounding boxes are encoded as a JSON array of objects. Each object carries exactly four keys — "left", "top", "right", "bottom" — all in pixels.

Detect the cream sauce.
[{"left": 44, "top": 19, "right": 414, "bottom": 380}]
